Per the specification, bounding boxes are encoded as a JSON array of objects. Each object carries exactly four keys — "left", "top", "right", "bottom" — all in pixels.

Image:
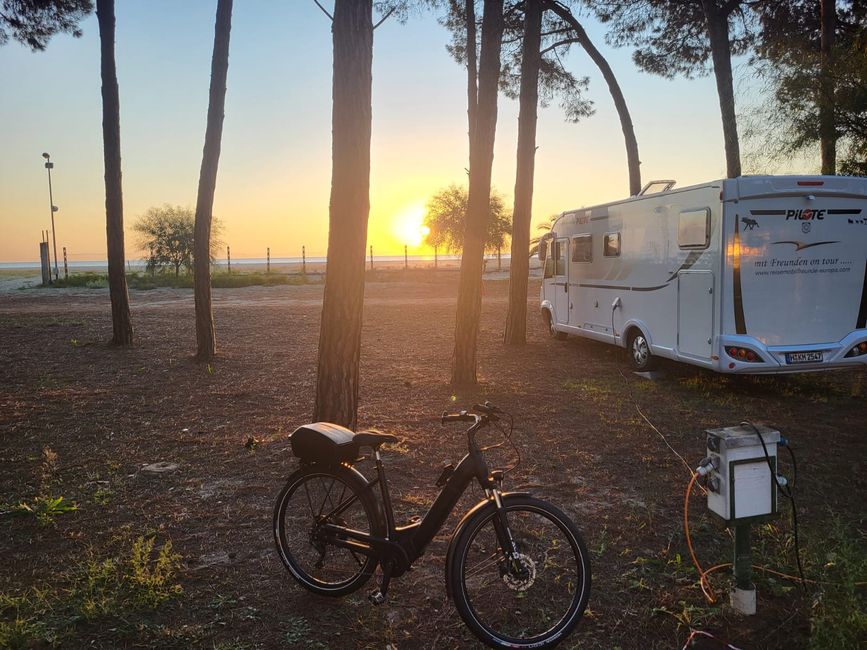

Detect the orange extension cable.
[{"left": 682, "top": 472, "right": 867, "bottom": 605}]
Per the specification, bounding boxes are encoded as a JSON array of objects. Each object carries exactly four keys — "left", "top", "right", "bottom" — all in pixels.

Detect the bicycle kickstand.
[{"left": 368, "top": 563, "right": 393, "bottom": 605}]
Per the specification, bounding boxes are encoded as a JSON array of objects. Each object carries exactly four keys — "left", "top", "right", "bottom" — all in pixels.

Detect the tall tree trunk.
[
  {"left": 820, "top": 0, "right": 836, "bottom": 174},
  {"left": 504, "top": 0, "right": 542, "bottom": 346},
  {"left": 452, "top": 0, "right": 504, "bottom": 385},
  {"left": 701, "top": 0, "right": 741, "bottom": 178},
  {"left": 544, "top": 1, "right": 641, "bottom": 195},
  {"left": 194, "top": 0, "right": 233, "bottom": 361},
  {"left": 313, "top": 0, "right": 373, "bottom": 428},
  {"left": 466, "top": 0, "right": 478, "bottom": 146},
  {"left": 96, "top": 0, "right": 132, "bottom": 346}
]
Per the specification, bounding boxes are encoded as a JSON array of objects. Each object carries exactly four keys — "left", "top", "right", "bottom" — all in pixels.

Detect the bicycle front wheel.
[
  {"left": 449, "top": 495, "right": 591, "bottom": 648},
  {"left": 273, "top": 465, "right": 383, "bottom": 597}
]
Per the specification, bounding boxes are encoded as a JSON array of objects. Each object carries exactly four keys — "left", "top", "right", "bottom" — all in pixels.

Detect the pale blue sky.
[{"left": 0, "top": 1, "right": 792, "bottom": 263}]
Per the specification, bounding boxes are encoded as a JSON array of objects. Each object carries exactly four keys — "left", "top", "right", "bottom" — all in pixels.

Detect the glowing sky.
[{"left": 0, "top": 1, "right": 807, "bottom": 263}]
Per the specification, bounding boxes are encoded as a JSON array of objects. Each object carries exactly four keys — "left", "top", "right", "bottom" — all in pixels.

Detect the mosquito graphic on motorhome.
[{"left": 537, "top": 176, "right": 867, "bottom": 374}]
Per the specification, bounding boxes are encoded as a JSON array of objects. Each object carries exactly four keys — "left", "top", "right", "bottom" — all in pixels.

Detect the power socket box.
[{"left": 705, "top": 425, "right": 780, "bottom": 524}]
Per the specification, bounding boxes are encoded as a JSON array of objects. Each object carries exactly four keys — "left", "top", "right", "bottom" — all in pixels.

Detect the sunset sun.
[{"left": 393, "top": 203, "right": 430, "bottom": 248}]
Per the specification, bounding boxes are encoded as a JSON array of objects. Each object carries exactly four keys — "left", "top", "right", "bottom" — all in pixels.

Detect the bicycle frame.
[{"left": 317, "top": 433, "right": 504, "bottom": 576}]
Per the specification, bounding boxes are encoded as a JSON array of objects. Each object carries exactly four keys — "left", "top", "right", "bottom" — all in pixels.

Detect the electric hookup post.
[{"left": 698, "top": 424, "right": 784, "bottom": 615}]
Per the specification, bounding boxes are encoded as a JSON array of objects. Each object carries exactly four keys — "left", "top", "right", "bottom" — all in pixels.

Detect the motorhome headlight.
[
  {"left": 844, "top": 342, "right": 867, "bottom": 358},
  {"left": 726, "top": 346, "right": 764, "bottom": 363}
]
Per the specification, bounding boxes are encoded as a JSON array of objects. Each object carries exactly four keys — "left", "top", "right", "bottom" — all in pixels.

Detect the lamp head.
[{"left": 42, "top": 152, "right": 50, "bottom": 159}]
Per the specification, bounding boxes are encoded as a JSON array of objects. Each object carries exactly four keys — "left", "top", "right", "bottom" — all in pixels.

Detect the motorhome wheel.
[
  {"left": 545, "top": 310, "right": 567, "bottom": 341},
  {"left": 628, "top": 331, "right": 656, "bottom": 371}
]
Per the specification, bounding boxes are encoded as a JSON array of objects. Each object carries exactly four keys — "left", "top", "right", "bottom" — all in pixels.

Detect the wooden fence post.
[
  {"left": 404, "top": 244, "right": 408, "bottom": 270},
  {"left": 302, "top": 245, "right": 306, "bottom": 275},
  {"left": 267, "top": 247, "right": 270, "bottom": 274},
  {"left": 62, "top": 246, "right": 68, "bottom": 279},
  {"left": 369, "top": 245, "right": 374, "bottom": 270},
  {"left": 227, "top": 246, "right": 231, "bottom": 274}
]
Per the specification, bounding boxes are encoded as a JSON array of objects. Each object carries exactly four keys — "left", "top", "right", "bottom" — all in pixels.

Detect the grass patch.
[
  {"left": 562, "top": 378, "right": 614, "bottom": 402},
  {"left": 45, "top": 271, "right": 312, "bottom": 290},
  {"left": 0, "top": 536, "right": 182, "bottom": 648},
  {"left": 808, "top": 518, "right": 867, "bottom": 649},
  {"left": 210, "top": 272, "right": 308, "bottom": 289},
  {"left": 682, "top": 372, "right": 867, "bottom": 404}
]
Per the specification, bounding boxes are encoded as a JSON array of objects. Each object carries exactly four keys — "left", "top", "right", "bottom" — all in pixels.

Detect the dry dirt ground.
[{"left": 0, "top": 272, "right": 865, "bottom": 649}]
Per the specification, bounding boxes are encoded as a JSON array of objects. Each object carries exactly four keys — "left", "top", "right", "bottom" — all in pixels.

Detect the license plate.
[{"left": 786, "top": 351, "right": 823, "bottom": 364}]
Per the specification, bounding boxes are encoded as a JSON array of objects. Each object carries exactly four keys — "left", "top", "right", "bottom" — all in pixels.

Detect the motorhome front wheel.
[{"left": 545, "top": 310, "right": 567, "bottom": 341}]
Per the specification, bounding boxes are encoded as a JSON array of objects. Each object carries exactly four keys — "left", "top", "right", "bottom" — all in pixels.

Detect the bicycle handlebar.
[
  {"left": 441, "top": 410, "right": 479, "bottom": 425},
  {"left": 441, "top": 402, "right": 502, "bottom": 426}
]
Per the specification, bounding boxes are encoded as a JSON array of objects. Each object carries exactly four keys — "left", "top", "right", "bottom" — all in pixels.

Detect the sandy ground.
[{"left": 0, "top": 274, "right": 865, "bottom": 649}]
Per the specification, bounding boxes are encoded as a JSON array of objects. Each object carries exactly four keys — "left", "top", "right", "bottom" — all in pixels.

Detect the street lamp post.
[{"left": 42, "top": 152, "right": 59, "bottom": 281}]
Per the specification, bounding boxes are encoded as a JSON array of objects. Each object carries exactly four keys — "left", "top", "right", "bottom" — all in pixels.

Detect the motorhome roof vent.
[{"left": 639, "top": 180, "right": 676, "bottom": 195}]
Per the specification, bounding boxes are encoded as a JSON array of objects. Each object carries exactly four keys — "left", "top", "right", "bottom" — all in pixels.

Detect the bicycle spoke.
[
  {"left": 277, "top": 470, "right": 378, "bottom": 594},
  {"left": 453, "top": 501, "right": 589, "bottom": 646}
]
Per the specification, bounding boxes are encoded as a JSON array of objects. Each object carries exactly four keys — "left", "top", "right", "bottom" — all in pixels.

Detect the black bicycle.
[{"left": 273, "top": 403, "right": 591, "bottom": 649}]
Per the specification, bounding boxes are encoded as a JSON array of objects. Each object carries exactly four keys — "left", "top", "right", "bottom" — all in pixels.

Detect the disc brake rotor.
[{"left": 501, "top": 552, "right": 537, "bottom": 592}]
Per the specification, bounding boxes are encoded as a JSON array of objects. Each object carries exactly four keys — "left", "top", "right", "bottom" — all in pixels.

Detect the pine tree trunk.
[
  {"left": 545, "top": 1, "right": 641, "bottom": 195},
  {"left": 96, "top": 0, "right": 132, "bottom": 346},
  {"left": 701, "top": 0, "right": 741, "bottom": 178},
  {"left": 452, "top": 0, "right": 504, "bottom": 385},
  {"left": 194, "top": 0, "right": 233, "bottom": 361},
  {"left": 466, "top": 0, "right": 478, "bottom": 145},
  {"left": 504, "top": 0, "right": 542, "bottom": 346},
  {"left": 819, "top": 0, "right": 836, "bottom": 175},
  {"left": 313, "top": 0, "right": 373, "bottom": 428}
]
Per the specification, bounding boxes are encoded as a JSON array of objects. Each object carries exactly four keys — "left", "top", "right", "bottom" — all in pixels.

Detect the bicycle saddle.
[{"left": 290, "top": 422, "right": 397, "bottom": 462}]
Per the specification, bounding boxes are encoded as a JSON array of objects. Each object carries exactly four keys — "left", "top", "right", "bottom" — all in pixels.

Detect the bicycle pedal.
[{"left": 368, "top": 589, "right": 386, "bottom": 605}]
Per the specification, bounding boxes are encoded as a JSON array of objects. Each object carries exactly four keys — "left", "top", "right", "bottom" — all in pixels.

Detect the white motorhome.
[{"left": 538, "top": 176, "right": 867, "bottom": 373}]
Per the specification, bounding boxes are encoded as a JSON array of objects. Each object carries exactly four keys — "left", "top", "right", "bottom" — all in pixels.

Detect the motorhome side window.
[
  {"left": 554, "top": 240, "right": 566, "bottom": 275},
  {"left": 603, "top": 232, "right": 621, "bottom": 257},
  {"left": 678, "top": 208, "right": 710, "bottom": 249},
  {"left": 544, "top": 239, "right": 564, "bottom": 277},
  {"left": 571, "top": 235, "right": 592, "bottom": 263}
]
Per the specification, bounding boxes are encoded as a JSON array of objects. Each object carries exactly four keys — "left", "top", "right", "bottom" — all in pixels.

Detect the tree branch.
[
  {"left": 540, "top": 37, "right": 580, "bottom": 56},
  {"left": 722, "top": 0, "right": 741, "bottom": 16},
  {"left": 312, "top": 0, "right": 333, "bottom": 21},
  {"left": 373, "top": 6, "right": 396, "bottom": 30}
]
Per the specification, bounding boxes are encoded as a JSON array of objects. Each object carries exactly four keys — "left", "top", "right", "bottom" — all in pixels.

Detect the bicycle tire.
[
  {"left": 449, "top": 494, "right": 591, "bottom": 648},
  {"left": 273, "top": 464, "right": 383, "bottom": 597}
]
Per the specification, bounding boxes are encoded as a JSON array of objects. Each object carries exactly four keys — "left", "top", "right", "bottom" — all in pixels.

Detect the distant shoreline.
[{"left": 0, "top": 253, "right": 516, "bottom": 271}]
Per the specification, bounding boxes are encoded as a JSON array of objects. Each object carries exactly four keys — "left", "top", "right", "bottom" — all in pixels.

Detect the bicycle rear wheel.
[
  {"left": 449, "top": 495, "right": 591, "bottom": 648},
  {"left": 273, "top": 465, "right": 382, "bottom": 596}
]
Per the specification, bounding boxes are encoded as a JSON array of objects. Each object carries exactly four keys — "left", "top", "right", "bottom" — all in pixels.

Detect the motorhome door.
[
  {"left": 678, "top": 271, "right": 714, "bottom": 359},
  {"left": 553, "top": 238, "right": 569, "bottom": 324}
]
